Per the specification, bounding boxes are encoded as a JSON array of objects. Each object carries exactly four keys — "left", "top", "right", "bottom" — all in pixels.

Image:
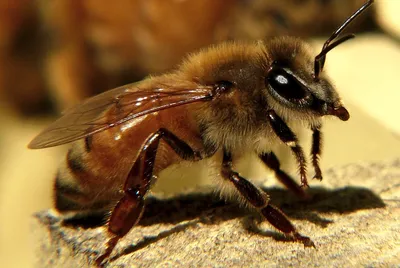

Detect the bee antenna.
[{"left": 313, "top": 0, "right": 374, "bottom": 80}]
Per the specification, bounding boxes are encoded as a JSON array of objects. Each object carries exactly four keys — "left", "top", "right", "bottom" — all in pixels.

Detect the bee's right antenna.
[{"left": 313, "top": 0, "right": 374, "bottom": 81}]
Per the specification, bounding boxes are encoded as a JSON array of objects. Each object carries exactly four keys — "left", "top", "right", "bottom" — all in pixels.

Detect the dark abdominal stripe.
[{"left": 67, "top": 148, "right": 86, "bottom": 173}]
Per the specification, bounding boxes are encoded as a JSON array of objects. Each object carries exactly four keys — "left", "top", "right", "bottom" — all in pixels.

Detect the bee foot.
[
  {"left": 293, "top": 233, "right": 316, "bottom": 248},
  {"left": 313, "top": 175, "right": 323, "bottom": 181},
  {"left": 300, "top": 182, "right": 310, "bottom": 189}
]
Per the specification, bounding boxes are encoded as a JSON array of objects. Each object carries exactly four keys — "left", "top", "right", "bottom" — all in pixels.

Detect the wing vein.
[{"left": 28, "top": 83, "right": 213, "bottom": 149}]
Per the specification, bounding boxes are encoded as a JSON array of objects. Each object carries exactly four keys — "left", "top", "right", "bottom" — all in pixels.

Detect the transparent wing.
[{"left": 29, "top": 81, "right": 213, "bottom": 149}]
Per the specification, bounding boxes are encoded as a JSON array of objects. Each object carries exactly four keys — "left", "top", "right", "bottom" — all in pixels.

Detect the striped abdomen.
[{"left": 54, "top": 105, "right": 205, "bottom": 217}]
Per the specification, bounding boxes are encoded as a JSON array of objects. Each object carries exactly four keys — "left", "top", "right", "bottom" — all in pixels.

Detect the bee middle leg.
[
  {"left": 97, "top": 128, "right": 202, "bottom": 266},
  {"left": 221, "top": 150, "right": 314, "bottom": 247}
]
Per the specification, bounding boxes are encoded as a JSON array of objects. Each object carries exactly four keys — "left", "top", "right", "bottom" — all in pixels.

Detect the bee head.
[
  {"left": 264, "top": 37, "right": 348, "bottom": 122},
  {"left": 264, "top": 39, "right": 348, "bottom": 122},
  {"left": 264, "top": 0, "right": 373, "bottom": 122}
]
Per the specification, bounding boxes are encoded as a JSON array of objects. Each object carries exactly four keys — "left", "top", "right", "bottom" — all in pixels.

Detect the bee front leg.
[
  {"left": 96, "top": 128, "right": 203, "bottom": 266},
  {"left": 311, "top": 125, "right": 323, "bottom": 181},
  {"left": 260, "top": 152, "right": 308, "bottom": 199},
  {"left": 266, "top": 110, "right": 309, "bottom": 188},
  {"left": 221, "top": 150, "right": 314, "bottom": 247}
]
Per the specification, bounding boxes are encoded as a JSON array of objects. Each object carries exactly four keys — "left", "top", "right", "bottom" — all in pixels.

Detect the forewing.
[{"left": 29, "top": 81, "right": 213, "bottom": 149}]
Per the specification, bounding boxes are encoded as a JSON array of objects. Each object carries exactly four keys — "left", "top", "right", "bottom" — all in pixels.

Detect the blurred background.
[{"left": 0, "top": 0, "right": 399, "bottom": 267}]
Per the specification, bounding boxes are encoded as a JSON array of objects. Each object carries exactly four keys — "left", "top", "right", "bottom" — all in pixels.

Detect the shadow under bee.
[
  {"left": 41, "top": 187, "right": 385, "bottom": 260},
  {"left": 116, "top": 186, "right": 386, "bottom": 261},
  {"left": 37, "top": 185, "right": 386, "bottom": 263},
  {"left": 242, "top": 186, "right": 387, "bottom": 242},
  {"left": 60, "top": 186, "right": 385, "bottom": 229}
]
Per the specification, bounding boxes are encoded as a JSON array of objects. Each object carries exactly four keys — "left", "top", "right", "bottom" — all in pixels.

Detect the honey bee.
[{"left": 29, "top": 0, "right": 373, "bottom": 265}]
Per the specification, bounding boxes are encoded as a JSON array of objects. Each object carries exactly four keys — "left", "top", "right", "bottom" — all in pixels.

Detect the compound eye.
[
  {"left": 266, "top": 67, "right": 310, "bottom": 104},
  {"left": 267, "top": 68, "right": 309, "bottom": 101}
]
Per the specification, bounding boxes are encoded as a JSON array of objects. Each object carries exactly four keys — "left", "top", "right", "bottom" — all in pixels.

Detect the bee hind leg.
[
  {"left": 96, "top": 128, "right": 203, "bottom": 266},
  {"left": 221, "top": 150, "right": 315, "bottom": 248}
]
